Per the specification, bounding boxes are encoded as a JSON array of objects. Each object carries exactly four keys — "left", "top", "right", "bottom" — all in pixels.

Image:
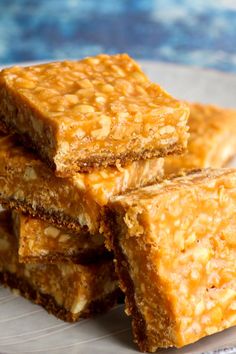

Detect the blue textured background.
[{"left": 0, "top": 0, "right": 236, "bottom": 72}]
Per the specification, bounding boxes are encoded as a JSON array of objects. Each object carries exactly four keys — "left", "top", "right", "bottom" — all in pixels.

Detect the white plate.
[{"left": 0, "top": 61, "right": 236, "bottom": 354}]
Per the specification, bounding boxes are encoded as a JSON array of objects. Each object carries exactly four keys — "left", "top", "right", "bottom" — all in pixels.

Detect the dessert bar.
[
  {"left": 0, "top": 211, "right": 120, "bottom": 322},
  {"left": 0, "top": 133, "right": 164, "bottom": 234},
  {"left": 165, "top": 103, "right": 236, "bottom": 175},
  {"left": 12, "top": 211, "right": 109, "bottom": 264},
  {"left": 106, "top": 169, "right": 236, "bottom": 352},
  {"left": 0, "top": 54, "right": 189, "bottom": 176}
]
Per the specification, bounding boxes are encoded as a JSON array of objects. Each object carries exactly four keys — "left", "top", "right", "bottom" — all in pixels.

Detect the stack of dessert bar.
[
  {"left": 0, "top": 53, "right": 236, "bottom": 353},
  {"left": 0, "top": 54, "right": 189, "bottom": 323}
]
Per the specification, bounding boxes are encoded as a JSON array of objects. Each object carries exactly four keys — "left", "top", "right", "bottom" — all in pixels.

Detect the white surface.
[{"left": 0, "top": 61, "right": 236, "bottom": 354}]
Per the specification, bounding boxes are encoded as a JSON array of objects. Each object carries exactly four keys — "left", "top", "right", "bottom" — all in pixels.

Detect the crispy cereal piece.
[
  {"left": 0, "top": 54, "right": 189, "bottom": 176},
  {"left": 106, "top": 169, "right": 236, "bottom": 352},
  {"left": 165, "top": 103, "right": 236, "bottom": 175},
  {"left": 12, "top": 211, "right": 109, "bottom": 264},
  {"left": 0, "top": 211, "right": 120, "bottom": 322},
  {"left": 0, "top": 134, "right": 164, "bottom": 234}
]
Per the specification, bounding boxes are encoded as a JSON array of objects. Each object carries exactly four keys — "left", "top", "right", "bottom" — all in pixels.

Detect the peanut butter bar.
[
  {"left": 106, "top": 169, "right": 236, "bottom": 352},
  {"left": 0, "top": 134, "right": 164, "bottom": 234},
  {"left": 12, "top": 211, "right": 109, "bottom": 264},
  {"left": 0, "top": 54, "right": 189, "bottom": 176},
  {"left": 0, "top": 211, "right": 120, "bottom": 322},
  {"left": 165, "top": 103, "right": 236, "bottom": 175}
]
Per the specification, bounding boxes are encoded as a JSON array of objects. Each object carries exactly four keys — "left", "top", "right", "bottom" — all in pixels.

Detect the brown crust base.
[
  {"left": 0, "top": 114, "right": 184, "bottom": 177},
  {"left": 105, "top": 210, "right": 149, "bottom": 352},
  {"left": 0, "top": 271, "right": 123, "bottom": 322},
  {"left": 19, "top": 248, "right": 112, "bottom": 265},
  {"left": 64, "top": 144, "right": 183, "bottom": 177},
  {"left": 0, "top": 198, "right": 88, "bottom": 233}
]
